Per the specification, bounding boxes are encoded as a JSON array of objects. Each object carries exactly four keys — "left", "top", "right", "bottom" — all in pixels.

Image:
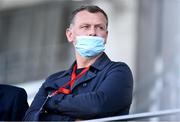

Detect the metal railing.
[{"left": 84, "top": 109, "right": 180, "bottom": 121}]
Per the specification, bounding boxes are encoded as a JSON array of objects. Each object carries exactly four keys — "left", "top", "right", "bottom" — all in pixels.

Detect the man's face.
[{"left": 66, "top": 10, "right": 108, "bottom": 44}]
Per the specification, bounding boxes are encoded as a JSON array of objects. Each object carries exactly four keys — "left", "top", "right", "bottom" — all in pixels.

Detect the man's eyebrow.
[
  {"left": 80, "top": 23, "right": 105, "bottom": 26},
  {"left": 95, "top": 23, "right": 105, "bottom": 26},
  {"left": 78, "top": 23, "right": 107, "bottom": 28},
  {"left": 80, "top": 23, "right": 90, "bottom": 25}
]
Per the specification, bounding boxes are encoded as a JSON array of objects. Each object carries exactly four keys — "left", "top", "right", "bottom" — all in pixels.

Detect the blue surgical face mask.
[{"left": 75, "top": 36, "right": 105, "bottom": 57}]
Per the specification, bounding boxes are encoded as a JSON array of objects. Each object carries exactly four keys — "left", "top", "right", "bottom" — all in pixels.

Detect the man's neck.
[{"left": 75, "top": 53, "right": 102, "bottom": 69}]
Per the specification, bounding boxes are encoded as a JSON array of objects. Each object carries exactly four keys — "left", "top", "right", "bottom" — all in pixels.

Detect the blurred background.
[{"left": 0, "top": 0, "right": 180, "bottom": 121}]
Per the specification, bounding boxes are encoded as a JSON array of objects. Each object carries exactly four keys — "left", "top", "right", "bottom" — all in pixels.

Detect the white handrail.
[{"left": 84, "top": 109, "right": 180, "bottom": 122}]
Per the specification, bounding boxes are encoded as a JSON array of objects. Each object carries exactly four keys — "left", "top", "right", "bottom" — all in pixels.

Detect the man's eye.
[
  {"left": 81, "top": 26, "right": 89, "bottom": 29},
  {"left": 97, "top": 26, "right": 105, "bottom": 30},
  {"left": 100, "top": 27, "right": 104, "bottom": 30}
]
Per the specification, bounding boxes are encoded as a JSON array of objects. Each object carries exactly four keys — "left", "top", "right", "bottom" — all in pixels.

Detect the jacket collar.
[
  {"left": 72, "top": 52, "right": 111, "bottom": 90},
  {"left": 46, "top": 52, "right": 111, "bottom": 90},
  {"left": 56, "top": 61, "right": 76, "bottom": 79},
  {"left": 91, "top": 52, "right": 111, "bottom": 70},
  {"left": 56, "top": 52, "right": 111, "bottom": 78}
]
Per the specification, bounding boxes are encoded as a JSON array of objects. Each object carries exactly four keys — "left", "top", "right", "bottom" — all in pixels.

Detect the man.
[
  {"left": 0, "top": 84, "right": 29, "bottom": 121},
  {"left": 24, "top": 5, "right": 133, "bottom": 121}
]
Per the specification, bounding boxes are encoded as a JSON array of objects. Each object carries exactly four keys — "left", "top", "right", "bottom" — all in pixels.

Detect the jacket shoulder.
[
  {"left": 45, "top": 70, "right": 67, "bottom": 81},
  {"left": 108, "top": 61, "right": 133, "bottom": 80},
  {"left": 0, "top": 84, "right": 27, "bottom": 95},
  {"left": 110, "top": 61, "right": 132, "bottom": 71}
]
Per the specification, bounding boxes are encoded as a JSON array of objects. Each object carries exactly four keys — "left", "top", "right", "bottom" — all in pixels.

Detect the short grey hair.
[{"left": 69, "top": 5, "right": 108, "bottom": 28}]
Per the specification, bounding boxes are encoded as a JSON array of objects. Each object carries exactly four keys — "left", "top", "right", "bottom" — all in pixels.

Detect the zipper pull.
[{"left": 39, "top": 94, "right": 51, "bottom": 112}]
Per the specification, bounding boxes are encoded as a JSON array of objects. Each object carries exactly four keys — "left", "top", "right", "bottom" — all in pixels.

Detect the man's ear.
[
  {"left": 66, "top": 28, "right": 74, "bottom": 43},
  {"left": 104, "top": 30, "right": 108, "bottom": 44}
]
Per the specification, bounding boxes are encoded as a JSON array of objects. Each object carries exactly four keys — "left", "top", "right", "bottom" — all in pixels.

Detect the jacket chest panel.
[{"left": 72, "top": 72, "right": 107, "bottom": 95}]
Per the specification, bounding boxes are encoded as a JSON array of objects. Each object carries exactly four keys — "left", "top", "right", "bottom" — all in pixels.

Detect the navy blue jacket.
[
  {"left": 24, "top": 53, "right": 133, "bottom": 121},
  {"left": 0, "top": 84, "right": 29, "bottom": 121}
]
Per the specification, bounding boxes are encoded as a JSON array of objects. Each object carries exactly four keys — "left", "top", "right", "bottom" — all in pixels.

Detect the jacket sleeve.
[
  {"left": 45, "top": 63, "right": 133, "bottom": 119},
  {"left": 11, "top": 88, "right": 29, "bottom": 121},
  {"left": 23, "top": 83, "right": 47, "bottom": 121}
]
